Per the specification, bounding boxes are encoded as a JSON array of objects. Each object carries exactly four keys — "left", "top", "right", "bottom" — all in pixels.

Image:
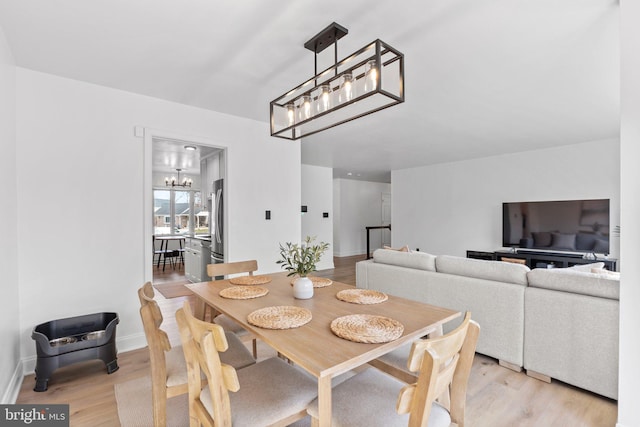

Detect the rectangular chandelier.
[{"left": 270, "top": 23, "right": 404, "bottom": 140}]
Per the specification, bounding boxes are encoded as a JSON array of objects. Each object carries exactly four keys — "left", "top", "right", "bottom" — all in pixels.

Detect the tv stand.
[
  {"left": 467, "top": 250, "right": 617, "bottom": 271},
  {"left": 515, "top": 249, "right": 583, "bottom": 258}
]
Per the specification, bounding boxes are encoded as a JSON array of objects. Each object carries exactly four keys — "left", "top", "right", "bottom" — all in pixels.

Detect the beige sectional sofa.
[
  {"left": 524, "top": 268, "right": 619, "bottom": 399},
  {"left": 356, "top": 249, "right": 620, "bottom": 399}
]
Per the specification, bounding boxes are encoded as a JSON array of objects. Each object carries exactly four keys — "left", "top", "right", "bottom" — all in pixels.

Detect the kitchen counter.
[{"left": 184, "top": 236, "right": 211, "bottom": 282}]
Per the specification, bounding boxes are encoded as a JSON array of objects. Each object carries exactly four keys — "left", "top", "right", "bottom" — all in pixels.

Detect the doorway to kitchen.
[{"left": 142, "top": 128, "right": 226, "bottom": 293}]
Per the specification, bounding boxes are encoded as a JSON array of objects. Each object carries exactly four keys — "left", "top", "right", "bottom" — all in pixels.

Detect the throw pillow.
[
  {"left": 591, "top": 268, "right": 621, "bottom": 280},
  {"left": 570, "top": 262, "right": 605, "bottom": 272},
  {"left": 501, "top": 257, "right": 527, "bottom": 265},
  {"left": 383, "top": 245, "right": 410, "bottom": 252}
]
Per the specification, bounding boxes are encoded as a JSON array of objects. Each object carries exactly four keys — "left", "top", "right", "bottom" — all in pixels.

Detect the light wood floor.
[{"left": 16, "top": 255, "right": 618, "bottom": 426}]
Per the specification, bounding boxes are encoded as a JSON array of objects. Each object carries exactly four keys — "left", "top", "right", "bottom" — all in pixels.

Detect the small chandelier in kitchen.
[
  {"left": 165, "top": 168, "right": 192, "bottom": 188},
  {"left": 270, "top": 22, "right": 404, "bottom": 140}
]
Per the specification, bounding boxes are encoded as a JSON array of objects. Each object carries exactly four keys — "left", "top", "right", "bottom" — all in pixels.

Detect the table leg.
[
  {"left": 317, "top": 375, "right": 332, "bottom": 427},
  {"left": 161, "top": 239, "right": 168, "bottom": 271},
  {"left": 193, "top": 298, "right": 206, "bottom": 321},
  {"left": 156, "top": 239, "right": 162, "bottom": 269}
]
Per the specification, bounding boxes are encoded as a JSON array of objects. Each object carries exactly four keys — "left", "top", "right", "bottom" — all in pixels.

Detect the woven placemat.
[
  {"left": 247, "top": 306, "right": 312, "bottom": 330},
  {"left": 219, "top": 286, "right": 269, "bottom": 300},
  {"left": 229, "top": 275, "right": 272, "bottom": 286},
  {"left": 289, "top": 277, "right": 333, "bottom": 288},
  {"left": 336, "top": 289, "right": 388, "bottom": 304},
  {"left": 330, "top": 314, "right": 404, "bottom": 343}
]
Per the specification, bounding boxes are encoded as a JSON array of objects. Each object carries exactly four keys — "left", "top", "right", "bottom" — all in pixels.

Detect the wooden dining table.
[{"left": 187, "top": 272, "right": 460, "bottom": 427}]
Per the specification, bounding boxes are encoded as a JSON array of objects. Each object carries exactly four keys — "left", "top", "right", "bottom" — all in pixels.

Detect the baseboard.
[
  {"left": 21, "top": 332, "right": 148, "bottom": 377},
  {"left": 315, "top": 260, "right": 335, "bottom": 271},
  {"left": 334, "top": 250, "right": 367, "bottom": 257},
  {"left": 117, "top": 332, "right": 148, "bottom": 354},
  {"left": 1, "top": 359, "right": 24, "bottom": 404}
]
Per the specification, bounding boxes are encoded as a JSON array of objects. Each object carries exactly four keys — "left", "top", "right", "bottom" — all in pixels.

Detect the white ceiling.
[
  {"left": 152, "top": 138, "right": 220, "bottom": 175},
  {"left": 0, "top": 0, "right": 619, "bottom": 183}
]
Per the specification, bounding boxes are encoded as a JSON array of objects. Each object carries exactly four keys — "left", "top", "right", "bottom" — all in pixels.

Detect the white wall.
[
  {"left": 618, "top": 0, "right": 640, "bottom": 425},
  {"left": 15, "top": 69, "right": 301, "bottom": 367},
  {"left": 392, "top": 139, "right": 620, "bottom": 258},
  {"left": 0, "top": 24, "right": 20, "bottom": 403},
  {"left": 333, "top": 179, "right": 342, "bottom": 255},
  {"left": 333, "top": 179, "right": 392, "bottom": 257},
  {"left": 301, "top": 165, "right": 334, "bottom": 271}
]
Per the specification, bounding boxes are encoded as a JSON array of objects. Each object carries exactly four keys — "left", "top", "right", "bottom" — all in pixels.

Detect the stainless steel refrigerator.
[{"left": 210, "top": 178, "right": 224, "bottom": 264}]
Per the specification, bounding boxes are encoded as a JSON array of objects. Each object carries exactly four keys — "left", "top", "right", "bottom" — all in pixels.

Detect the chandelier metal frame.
[{"left": 270, "top": 22, "right": 405, "bottom": 140}]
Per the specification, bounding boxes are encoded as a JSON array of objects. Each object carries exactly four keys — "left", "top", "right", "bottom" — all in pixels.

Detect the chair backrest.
[
  {"left": 207, "top": 260, "right": 258, "bottom": 279},
  {"left": 396, "top": 312, "right": 480, "bottom": 427},
  {"left": 176, "top": 302, "right": 239, "bottom": 427},
  {"left": 138, "top": 282, "right": 172, "bottom": 353},
  {"left": 138, "top": 282, "right": 180, "bottom": 426}
]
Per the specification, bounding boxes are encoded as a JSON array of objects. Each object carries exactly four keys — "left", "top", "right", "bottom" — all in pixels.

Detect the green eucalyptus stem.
[{"left": 276, "top": 236, "right": 330, "bottom": 277}]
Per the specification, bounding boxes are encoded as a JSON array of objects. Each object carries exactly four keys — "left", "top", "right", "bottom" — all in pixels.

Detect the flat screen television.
[{"left": 502, "top": 199, "right": 610, "bottom": 254}]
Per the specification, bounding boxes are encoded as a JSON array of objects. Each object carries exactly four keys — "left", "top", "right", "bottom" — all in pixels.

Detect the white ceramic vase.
[{"left": 293, "top": 276, "right": 314, "bottom": 299}]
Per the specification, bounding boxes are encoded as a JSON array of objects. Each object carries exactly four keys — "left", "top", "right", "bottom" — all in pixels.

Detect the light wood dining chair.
[
  {"left": 176, "top": 301, "right": 318, "bottom": 427},
  {"left": 137, "top": 282, "right": 256, "bottom": 427},
  {"left": 207, "top": 260, "right": 259, "bottom": 358},
  {"left": 307, "top": 312, "right": 480, "bottom": 427}
]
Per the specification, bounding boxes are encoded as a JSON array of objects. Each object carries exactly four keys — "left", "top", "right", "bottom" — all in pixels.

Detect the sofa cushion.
[
  {"left": 435, "top": 255, "right": 529, "bottom": 286},
  {"left": 527, "top": 268, "right": 619, "bottom": 300},
  {"left": 372, "top": 249, "right": 436, "bottom": 272}
]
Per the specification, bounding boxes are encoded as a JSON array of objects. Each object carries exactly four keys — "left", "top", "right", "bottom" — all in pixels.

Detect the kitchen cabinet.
[{"left": 184, "top": 237, "right": 211, "bottom": 282}]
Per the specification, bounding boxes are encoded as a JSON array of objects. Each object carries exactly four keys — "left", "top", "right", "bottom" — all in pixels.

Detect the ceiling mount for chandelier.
[{"left": 270, "top": 22, "right": 405, "bottom": 140}]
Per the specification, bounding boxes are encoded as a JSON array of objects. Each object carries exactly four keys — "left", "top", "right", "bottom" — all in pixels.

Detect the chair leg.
[
  {"left": 252, "top": 339, "right": 258, "bottom": 359},
  {"left": 151, "top": 383, "right": 167, "bottom": 427}
]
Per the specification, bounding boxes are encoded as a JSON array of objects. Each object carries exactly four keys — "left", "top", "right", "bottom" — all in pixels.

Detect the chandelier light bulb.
[
  {"left": 316, "top": 84, "right": 332, "bottom": 113},
  {"left": 339, "top": 73, "right": 354, "bottom": 103},
  {"left": 364, "top": 60, "right": 378, "bottom": 93},
  {"left": 298, "top": 95, "right": 312, "bottom": 121},
  {"left": 285, "top": 103, "right": 295, "bottom": 126}
]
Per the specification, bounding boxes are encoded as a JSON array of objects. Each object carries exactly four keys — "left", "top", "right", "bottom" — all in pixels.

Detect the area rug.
[
  {"left": 115, "top": 376, "right": 189, "bottom": 427},
  {"left": 153, "top": 282, "right": 193, "bottom": 299}
]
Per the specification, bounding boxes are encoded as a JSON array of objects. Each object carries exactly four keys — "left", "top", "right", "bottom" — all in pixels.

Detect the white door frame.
[{"left": 141, "top": 127, "right": 226, "bottom": 283}]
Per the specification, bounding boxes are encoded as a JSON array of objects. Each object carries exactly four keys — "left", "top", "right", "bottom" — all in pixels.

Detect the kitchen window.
[{"left": 153, "top": 189, "right": 209, "bottom": 236}]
